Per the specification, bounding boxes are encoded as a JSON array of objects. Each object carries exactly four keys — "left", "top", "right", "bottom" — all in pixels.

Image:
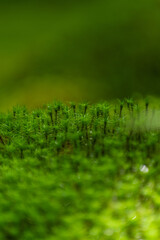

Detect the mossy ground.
[{"left": 0, "top": 99, "right": 160, "bottom": 239}]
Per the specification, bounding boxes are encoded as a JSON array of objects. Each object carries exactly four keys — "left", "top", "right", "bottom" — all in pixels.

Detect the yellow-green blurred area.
[{"left": 0, "top": 0, "right": 160, "bottom": 110}]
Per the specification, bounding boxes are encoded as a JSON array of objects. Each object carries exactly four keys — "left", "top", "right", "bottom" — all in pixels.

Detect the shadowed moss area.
[{"left": 0, "top": 99, "right": 160, "bottom": 239}]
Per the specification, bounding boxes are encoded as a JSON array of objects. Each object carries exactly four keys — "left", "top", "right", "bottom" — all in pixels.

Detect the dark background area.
[{"left": 0, "top": 0, "right": 160, "bottom": 110}]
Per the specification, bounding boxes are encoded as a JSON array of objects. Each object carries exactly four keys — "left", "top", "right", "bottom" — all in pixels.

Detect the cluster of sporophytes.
[{"left": 0, "top": 99, "right": 160, "bottom": 239}]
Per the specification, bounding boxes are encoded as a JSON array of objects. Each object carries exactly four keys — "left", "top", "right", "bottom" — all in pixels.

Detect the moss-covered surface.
[{"left": 0, "top": 99, "right": 160, "bottom": 239}]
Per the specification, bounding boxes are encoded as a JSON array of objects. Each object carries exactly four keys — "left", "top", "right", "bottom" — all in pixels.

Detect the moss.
[{"left": 0, "top": 99, "right": 160, "bottom": 239}]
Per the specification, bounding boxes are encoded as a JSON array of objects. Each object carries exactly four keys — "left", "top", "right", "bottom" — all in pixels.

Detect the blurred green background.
[{"left": 0, "top": 0, "right": 160, "bottom": 110}]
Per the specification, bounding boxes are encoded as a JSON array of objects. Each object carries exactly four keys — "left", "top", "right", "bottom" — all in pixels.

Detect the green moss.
[{"left": 0, "top": 99, "right": 160, "bottom": 239}]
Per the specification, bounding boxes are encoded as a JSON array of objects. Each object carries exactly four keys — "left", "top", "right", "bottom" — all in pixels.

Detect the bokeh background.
[{"left": 1, "top": 0, "right": 160, "bottom": 110}]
